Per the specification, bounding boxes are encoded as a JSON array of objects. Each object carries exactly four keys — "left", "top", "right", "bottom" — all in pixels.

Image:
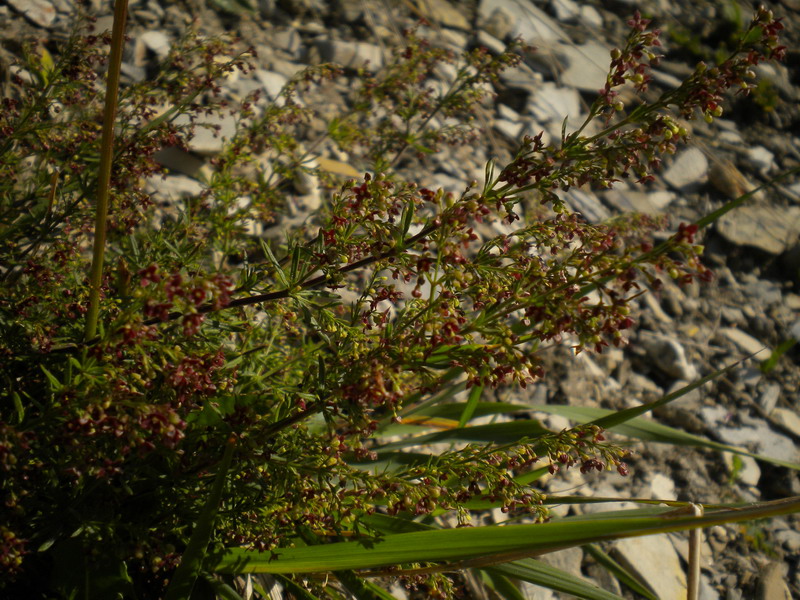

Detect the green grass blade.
[
  {"left": 199, "top": 572, "right": 244, "bottom": 600},
  {"left": 529, "top": 404, "right": 800, "bottom": 470},
  {"left": 481, "top": 570, "right": 527, "bottom": 600},
  {"left": 582, "top": 544, "right": 657, "bottom": 600},
  {"left": 487, "top": 559, "right": 625, "bottom": 600},
  {"left": 213, "top": 496, "right": 800, "bottom": 574},
  {"left": 362, "top": 513, "right": 621, "bottom": 600},
  {"left": 373, "top": 420, "right": 551, "bottom": 452},
  {"left": 274, "top": 574, "right": 323, "bottom": 600},
  {"left": 761, "top": 338, "right": 797, "bottom": 373},
  {"left": 458, "top": 385, "right": 484, "bottom": 428},
  {"left": 165, "top": 439, "right": 236, "bottom": 600},
  {"left": 586, "top": 361, "right": 740, "bottom": 431}
]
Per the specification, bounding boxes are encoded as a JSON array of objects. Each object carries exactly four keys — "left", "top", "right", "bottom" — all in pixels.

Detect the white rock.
[
  {"left": 256, "top": 69, "right": 289, "bottom": 101},
  {"left": 704, "top": 415, "right": 800, "bottom": 463},
  {"left": 648, "top": 473, "right": 676, "bottom": 500},
  {"left": 314, "top": 39, "right": 384, "bottom": 70},
  {"left": 173, "top": 112, "right": 238, "bottom": 156},
  {"left": 718, "top": 327, "right": 771, "bottom": 361},
  {"left": 579, "top": 5, "right": 604, "bottom": 28},
  {"left": 417, "top": 0, "right": 469, "bottom": 30},
  {"left": 560, "top": 189, "right": 610, "bottom": 223},
  {"left": 663, "top": 147, "right": 709, "bottom": 191},
  {"left": 476, "top": 30, "right": 507, "bottom": 55},
  {"left": 745, "top": 145, "right": 775, "bottom": 174},
  {"left": 717, "top": 204, "right": 800, "bottom": 255},
  {"left": 724, "top": 451, "right": 761, "bottom": 486},
  {"left": 612, "top": 535, "right": 687, "bottom": 600},
  {"left": 478, "top": 0, "right": 568, "bottom": 43},
  {"left": 8, "top": 0, "right": 56, "bottom": 28},
  {"left": 771, "top": 408, "right": 800, "bottom": 437},
  {"left": 494, "top": 118, "right": 523, "bottom": 141},
  {"left": 140, "top": 30, "right": 171, "bottom": 58},
  {"left": 639, "top": 331, "right": 698, "bottom": 380},
  {"left": 759, "top": 384, "right": 781, "bottom": 414},
  {"left": 557, "top": 41, "right": 610, "bottom": 93},
  {"left": 601, "top": 189, "right": 675, "bottom": 215},
  {"left": 145, "top": 174, "right": 204, "bottom": 202},
  {"left": 550, "top": 0, "right": 579, "bottom": 22},
  {"left": 527, "top": 82, "right": 581, "bottom": 124}
]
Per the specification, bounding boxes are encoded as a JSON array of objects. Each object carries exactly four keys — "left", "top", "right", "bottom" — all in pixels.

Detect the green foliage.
[{"left": 0, "top": 4, "right": 796, "bottom": 599}]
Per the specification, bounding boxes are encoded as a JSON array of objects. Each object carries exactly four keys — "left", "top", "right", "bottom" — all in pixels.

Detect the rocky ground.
[{"left": 2, "top": 0, "right": 799, "bottom": 598}]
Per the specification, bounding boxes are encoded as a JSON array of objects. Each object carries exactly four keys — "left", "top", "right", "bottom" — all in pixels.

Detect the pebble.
[
  {"left": 526, "top": 82, "right": 581, "bottom": 125},
  {"left": 579, "top": 5, "right": 604, "bottom": 28},
  {"left": 611, "top": 534, "right": 687, "bottom": 600},
  {"left": 639, "top": 331, "right": 698, "bottom": 380},
  {"left": 771, "top": 408, "right": 800, "bottom": 437},
  {"left": 663, "top": 147, "right": 709, "bottom": 192},
  {"left": 724, "top": 451, "right": 761, "bottom": 487},
  {"left": 416, "top": 0, "right": 470, "bottom": 30},
  {"left": 560, "top": 189, "right": 610, "bottom": 223},
  {"left": 601, "top": 188, "right": 675, "bottom": 215},
  {"left": 255, "top": 69, "right": 289, "bottom": 101},
  {"left": 313, "top": 39, "right": 384, "bottom": 70},
  {"left": 556, "top": 41, "right": 611, "bottom": 93},
  {"left": 479, "top": 0, "right": 568, "bottom": 44},
  {"left": 759, "top": 384, "right": 781, "bottom": 414},
  {"left": 716, "top": 204, "right": 800, "bottom": 255},
  {"left": 717, "top": 327, "right": 771, "bottom": 361},
  {"left": 549, "top": 0, "right": 579, "bottom": 23},
  {"left": 7, "top": 0, "right": 57, "bottom": 28},
  {"left": 756, "top": 562, "right": 792, "bottom": 600},
  {"left": 173, "top": 112, "right": 238, "bottom": 156},
  {"left": 744, "top": 146, "right": 775, "bottom": 175},
  {"left": 139, "top": 30, "right": 171, "bottom": 58}
]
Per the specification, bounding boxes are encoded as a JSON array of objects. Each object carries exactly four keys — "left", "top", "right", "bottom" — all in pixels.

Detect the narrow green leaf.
[
  {"left": 529, "top": 404, "right": 800, "bottom": 470},
  {"left": 481, "top": 570, "right": 526, "bottom": 600},
  {"left": 200, "top": 572, "right": 245, "bottom": 600},
  {"left": 761, "top": 338, "right": 797, "bottom": 373},
  {"left": 165, "top": 439, "right": 236, "bottom": 600},
  {"left": 583, "top": 544, "right": 657, "bottom": 600},
  {"left": 458, "top": 385, "right": 484, "bottom": 428},
  {"left": 290, "top": 244, "right": 301, "bottom": 282},
  {"left": 213, "top": 496, "right": 800, "bottom": 574},
  {"left": 337, "top": 570, "right": 396, "bottom": 600},
  {"left": 363, "top": 512, "right": 621, "bottom": 600},
  {"left": 487, "top": 558, "right": 625, "bottom": 600},
  {"left": 373, "top": 419, "right": 551, "bottom": 453},
  {"left": 260, "top": 240, "right": 289, "bottom": 287},
  {"left": 12, "top": 391, "right": 24, "bottom": 424},
  {"left": 40, "top": 365, "right": 62, "bottom": 391},
  {"left": 274, "top": 574, "right": 323, "bottom": 600},
  {"left": 585, "top": 361, "right": 739, "bottom": 431},
  {"left": 400, "top": 202, "right": 414, "bottom": 238}
]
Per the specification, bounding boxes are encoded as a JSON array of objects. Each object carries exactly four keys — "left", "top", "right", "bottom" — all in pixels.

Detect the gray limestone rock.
[
  {"left": 601, "top": 188, "right": 675, "bottom": 215},
  {"left": 314, "top": 39, "right": 384, "bottom": 70},
  {"left": 663, "top": 147, "right": 709, "bottom": 192},
  {"left": 611, "top": 534, "right": 687, "bottom": 600},
  {"left": 639, "top": 331, "right": 698, "bottom": 380},
  {"left": 173, "top": 112, "right": 238, "bottom": 156},
  {"left": 717, "top": 204, "right": 800, "bottom": 255},
  {"left": 8, "top": 0, "right": 57, "bottom": 28},
  {"left": 717, "top": 327, "right": 772, "bottom": 361},
  {"left": 478, "top": 0, "right": 568, "bottom": 44}
]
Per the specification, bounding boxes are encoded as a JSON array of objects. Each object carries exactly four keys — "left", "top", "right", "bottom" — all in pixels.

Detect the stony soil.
[{"left": 1, "top": 0, "right": 799, "bottom": 598}]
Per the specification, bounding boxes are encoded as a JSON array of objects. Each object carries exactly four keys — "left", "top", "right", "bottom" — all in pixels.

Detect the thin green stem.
[{"left": 83, "top": 0, "right": 129, "bottom": 342}]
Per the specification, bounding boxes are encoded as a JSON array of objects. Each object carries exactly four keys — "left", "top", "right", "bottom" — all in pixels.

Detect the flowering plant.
[{"left": 1, "top": 3, "right": 797, "bottom": 599}]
